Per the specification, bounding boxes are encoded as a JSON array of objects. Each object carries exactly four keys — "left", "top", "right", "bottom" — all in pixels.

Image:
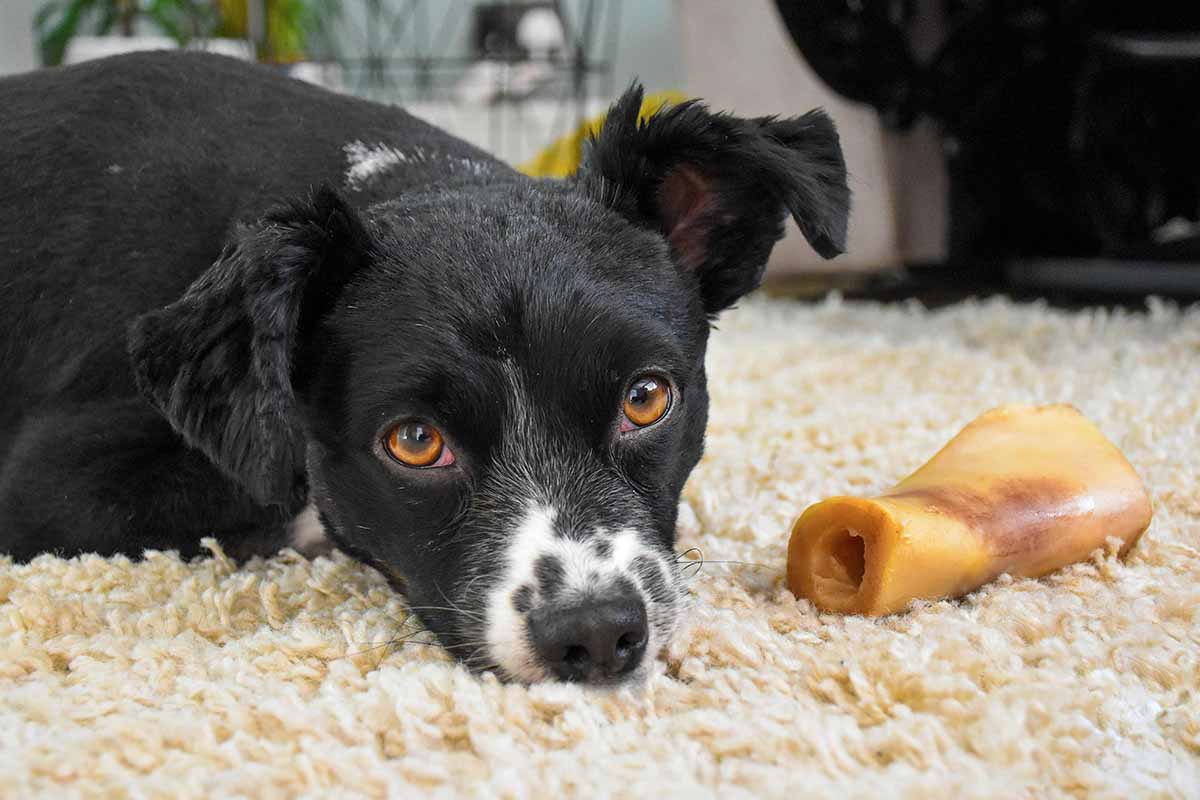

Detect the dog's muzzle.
[{"left": 481, "top": 504, "right": 683, "bottom": 684}]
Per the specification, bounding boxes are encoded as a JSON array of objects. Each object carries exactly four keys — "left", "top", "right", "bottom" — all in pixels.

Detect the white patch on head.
[
  {"left": 287, "top": 503, "right": 331, "bottom": 557},
  {"left": 342, "top": 140, "right": 492, "bottom": 191},
  {"left": 343, "top": 140, "right": 423, "bottom": 190},
  {"left": 483, "top": 503, "right": 683, "bottom": 684}
]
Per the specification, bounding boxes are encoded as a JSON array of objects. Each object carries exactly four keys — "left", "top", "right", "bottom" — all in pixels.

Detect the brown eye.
[
  {"left": 384, "top": 421, "right": 448, "bottom": 467},
  {"left": 623, "top": 375, "right": 672, "bottom": 429}
]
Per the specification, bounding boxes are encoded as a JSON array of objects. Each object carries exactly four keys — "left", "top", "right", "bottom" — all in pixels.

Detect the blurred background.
[{"left": 2, "top": 1, "right": 1198, "bottom": 304}]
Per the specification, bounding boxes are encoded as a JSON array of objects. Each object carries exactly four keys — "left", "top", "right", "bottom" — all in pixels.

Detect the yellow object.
[
  {"left": 787, "top": 404, "right": 1153, "bottom": 615},
  {"left": 214, "top": 0, "right": 311, "bottom": 62},
  {"left": 518, "top": 91, "right": 689, "bottom": 178}
]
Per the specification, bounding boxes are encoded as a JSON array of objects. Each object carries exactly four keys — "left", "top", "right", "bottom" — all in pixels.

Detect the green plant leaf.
[
  {"left": 94, "top": 2, "right": 119, "bottom": 36},
  {"left": 34, "top": 0, "right": 97, "bottom": 66},
  {"left": 144, "top": 0, "right": 187, "bottom": 42}
]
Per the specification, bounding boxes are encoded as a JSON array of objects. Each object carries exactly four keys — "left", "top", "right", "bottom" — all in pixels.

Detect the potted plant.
[
  {"left": 35, "top": 0, "right": 242, "bottom": 65},
  {"left": 34, "top": 0, "right": 338, "bottom": 67},
  {"left": 212, "top": 0, "right": 340, "bottom": 64}
]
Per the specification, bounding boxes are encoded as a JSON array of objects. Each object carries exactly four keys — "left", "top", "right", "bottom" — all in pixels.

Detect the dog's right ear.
[
  {"left": 127, "top": 185, "right": 371, "bottom": 507},
  {"left": 576, "top": 85, "right": 850, "bottom": 316}
]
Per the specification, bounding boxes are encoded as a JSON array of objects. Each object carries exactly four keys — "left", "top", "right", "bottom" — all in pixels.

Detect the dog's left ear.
[
  {"left": 127, "top": 185, "right": 371, "bottom": 507},
  {"left": 576, "top": 85, "right": 851, "bottom": 315}
]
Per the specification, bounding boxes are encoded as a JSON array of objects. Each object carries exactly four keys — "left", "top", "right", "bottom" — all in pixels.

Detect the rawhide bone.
[{"left": 787, "top": 404, "right": 1152, "bottom": 615}]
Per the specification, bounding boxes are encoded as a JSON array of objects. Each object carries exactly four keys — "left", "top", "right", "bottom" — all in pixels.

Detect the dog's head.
[{"left": 128, "top": 87, "right": 849, "bottom": 684}]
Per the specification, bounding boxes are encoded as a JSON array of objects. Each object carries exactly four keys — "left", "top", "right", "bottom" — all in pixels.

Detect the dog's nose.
[{"left": 527, "top": 596, "right": 648, "bottom": 683}]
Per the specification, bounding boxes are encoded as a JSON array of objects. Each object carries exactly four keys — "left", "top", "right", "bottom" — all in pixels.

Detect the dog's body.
[
  {"left": 0, "top": 53, "right": 499, "bottom": 560},
  {"left": 0, "top": 53, "right": 849, "bottom": 684}
]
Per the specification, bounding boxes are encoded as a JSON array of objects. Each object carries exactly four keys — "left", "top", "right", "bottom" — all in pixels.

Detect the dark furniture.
[{"left": 775, "top": 0, "right": 1200, "bottom": 301}]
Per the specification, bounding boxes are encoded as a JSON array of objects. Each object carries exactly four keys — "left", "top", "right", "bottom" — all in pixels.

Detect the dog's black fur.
[{"left": 0, "top": 52, "right": 848, "bottom": 683}]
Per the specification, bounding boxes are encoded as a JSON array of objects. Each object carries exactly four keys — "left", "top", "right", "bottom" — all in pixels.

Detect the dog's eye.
[
  {"left": 621, "top": 375, "right": 672, "bottom": 430},
  {"left": 384, "top": 421, "right": 454, "bottom": 468}
]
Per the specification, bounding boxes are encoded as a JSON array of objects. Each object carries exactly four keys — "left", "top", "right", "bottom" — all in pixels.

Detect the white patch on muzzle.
[{"left": 482, "top": 503, "right": 682, "bottom": 683}]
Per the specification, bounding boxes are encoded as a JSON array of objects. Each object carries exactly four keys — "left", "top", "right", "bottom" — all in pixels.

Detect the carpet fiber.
[{"left": 3, "top": 296, "right": 1198, "bottom": 798}]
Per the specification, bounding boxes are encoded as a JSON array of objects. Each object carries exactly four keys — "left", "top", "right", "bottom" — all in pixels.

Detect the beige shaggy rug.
[{"left": 2, "top": 295, "right": 1198, "bottom": 798}]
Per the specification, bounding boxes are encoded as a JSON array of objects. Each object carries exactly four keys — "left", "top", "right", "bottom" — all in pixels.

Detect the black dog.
[{"left": 0, "top": 52, "right": 849, "bottom": 684}]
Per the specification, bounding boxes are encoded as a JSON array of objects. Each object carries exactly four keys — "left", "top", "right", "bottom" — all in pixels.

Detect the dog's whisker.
[
  {"left": 675, "top": 546, "right": 772, "bottom": 577},
  {"left": 458, "top": 572, "right": 492, "bottom": 599},
  {"left": 357, "top": 625, "right": 438, "bottom": 644},
  {"left": 333, "top": 639, "right": 417, "bottom": 661},
  {"left": 333, "top": 625, "right": 455, "bottom": 661},
  {"left": 677, "top": 551, "right": 706, "bottom": 577},
  {"left": 396, "top": 605, "right": 486, "bottom": 623},
  {"left": 438, "top": 638, "right": 491, "bottom": 651},
  {"left": 460, "top": 645, "right": 497, "bottom": 672},
  {"left": 383, "top": 639, "right": 448, "bottom": 650},
  {"left": 433, "top": 581, "right": 484, "bottom": 624},
  {"left": 337, "top": 635, "right": 498, "bottom": 669}
]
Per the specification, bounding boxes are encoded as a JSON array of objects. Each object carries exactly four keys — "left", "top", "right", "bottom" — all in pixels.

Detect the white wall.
[
  {"left": 675, "top": 0, "right": 951, "bottom": 273},
  {"left": 0, "top": 0, "right": 38, "bottom": 76},
  {"left": 0, "top": 1, "right": 682, "bottom": 87},
  {"left": 677, "top": 0, "right": 902, "bottom": 274}
]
